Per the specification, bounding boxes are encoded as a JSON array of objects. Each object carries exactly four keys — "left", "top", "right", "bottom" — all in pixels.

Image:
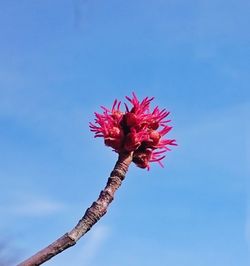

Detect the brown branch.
[{"left": 17, "top": 152, "right": 133, "bottom": 266}]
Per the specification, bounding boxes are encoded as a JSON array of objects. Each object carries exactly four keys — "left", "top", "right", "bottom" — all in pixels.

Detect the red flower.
[{"left": 90, "top": 93, "right": 176, "bottom": 169}]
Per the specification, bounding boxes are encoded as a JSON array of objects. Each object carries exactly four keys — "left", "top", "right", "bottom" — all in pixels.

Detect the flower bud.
[
  {"left": 123, "top": 113, "right": 138, "bottom": 127},
  {"left": 124, "top": 132, "right": 141, "bottom": 152},
  {"left": 132, "top": 149, "right": 152, "bottom": 169}
]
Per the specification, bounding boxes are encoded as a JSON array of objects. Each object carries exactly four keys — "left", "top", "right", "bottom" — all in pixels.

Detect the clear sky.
[{"left": 0, "top": 0, "right": 249, "bottom": 265}]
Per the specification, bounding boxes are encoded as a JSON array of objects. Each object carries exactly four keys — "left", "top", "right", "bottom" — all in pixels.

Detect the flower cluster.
[{"left": 89, "top": 93, "right": 176, "bottom": 169}]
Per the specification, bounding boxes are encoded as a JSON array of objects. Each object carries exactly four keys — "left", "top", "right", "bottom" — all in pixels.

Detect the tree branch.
[{"left": 17, "top": 152, "right": 133, "bottom": 266}]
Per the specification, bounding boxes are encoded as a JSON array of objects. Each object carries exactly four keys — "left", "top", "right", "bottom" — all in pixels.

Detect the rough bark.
[{"left": 17, "top": 152, "right": 133, "bottom": 266}]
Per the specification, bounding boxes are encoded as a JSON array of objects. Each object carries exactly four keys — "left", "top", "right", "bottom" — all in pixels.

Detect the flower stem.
[{"left": 17, "top": 152, "right": 133, "bottom": 266}]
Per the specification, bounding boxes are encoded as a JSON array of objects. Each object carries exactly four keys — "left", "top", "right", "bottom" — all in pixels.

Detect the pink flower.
[{"left": 90, "top": 93, "right": 176, "bottom": 169}]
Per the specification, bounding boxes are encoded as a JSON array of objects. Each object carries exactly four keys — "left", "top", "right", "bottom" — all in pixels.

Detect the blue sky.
[{"left": 0, "top": 0, "right": 249, "bottom": 265}]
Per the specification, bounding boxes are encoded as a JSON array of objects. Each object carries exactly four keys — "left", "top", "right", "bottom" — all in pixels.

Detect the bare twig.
[{"left": 17, "top": 152, "right": 133, "bottom": 266}]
